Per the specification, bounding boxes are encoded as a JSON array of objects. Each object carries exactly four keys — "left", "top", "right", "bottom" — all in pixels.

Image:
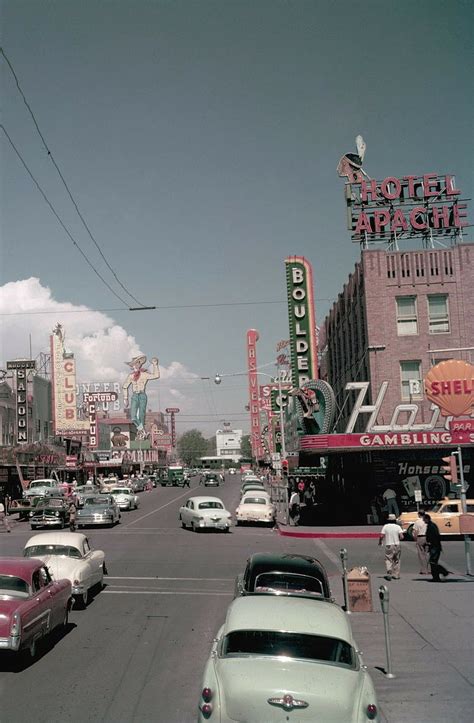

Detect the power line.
[
  {"left": 1, "top": 46, "right": 146, "bottom": 308},
  {"left": 1, "top": 123, "right": 130, "bottom": 306}
]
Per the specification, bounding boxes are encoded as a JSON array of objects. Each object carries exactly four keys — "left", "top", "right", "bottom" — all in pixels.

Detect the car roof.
[
  {"left": 25, "top": 532, "right": 87, "bottom": 549},
  {"left": 0, "top": 557, "right": 44, "bottom": 578},
  {"left": 225, "top": 596, "right": 352, "bottom": 642},
  {"left": 186, "top": 496, "right": 224, "bottom": 504}
]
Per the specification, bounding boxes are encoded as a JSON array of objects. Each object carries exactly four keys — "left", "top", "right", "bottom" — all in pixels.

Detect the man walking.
[
  {"left": 424, "top": 513, "right": 450, "bottom": 581},
  {"left": 413, "top": 510, "right": 429, "bottom": 574},
  {"left": 379, "top": 513, "right": 404, "bottom": 580},
  {"left": 0, "top": 498, "right": 11, "bottom": 533},
  {"left": 289, "top": 489, "right": 300, "bottom": 526},
  {"left": 382, "top": 487, "right": 400, "bottom": 517}
]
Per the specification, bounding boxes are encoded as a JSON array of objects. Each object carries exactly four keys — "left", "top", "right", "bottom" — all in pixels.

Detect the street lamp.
[{"left": 213, "top": 367, "right": 287, "bottom": 461}]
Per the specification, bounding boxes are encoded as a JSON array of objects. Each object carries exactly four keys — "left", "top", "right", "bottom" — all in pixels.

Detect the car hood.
[
  {"left": 32, "top": 555, "right": 83, "bottom": 582},
  {"left": 216, "top": 657, "right": 360, "bottom": 721}
]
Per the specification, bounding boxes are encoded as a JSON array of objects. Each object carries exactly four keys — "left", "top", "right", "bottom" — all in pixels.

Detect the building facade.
[{"left": 216, "top": 428, "right": 243, "bottom": 461}]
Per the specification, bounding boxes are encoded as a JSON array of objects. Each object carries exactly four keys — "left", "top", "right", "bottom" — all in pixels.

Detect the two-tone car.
[
  {"left": 179, "top": 496, "right": 232, "bottom": 532},
  {"left": 235, "top": 553, "right": 332, "bottom": 600},
  {"left": 0, "top": 558, "right": 72, "bottom": 659},
  {"left": 108, "top": 486, "right": 139, "bottom": 511},
  {"left": 29, "top": 497, "right": 69, "bottom": 530},
  {"left": 199, "top": 595, "right": 379, "bottom": 722},
  {"left": 76, "top": 496, "right": 120, "bottom": 528},
  {"left": 74, "top": 484, "right": 100, "bottom": 507},
  {"left": 23, "top": 479, "right": 63, "bottom": 499},
  {"left": 398, "top": 497, "right": 474, "bottom": 538},
  {"left": 24, "top": 532, "right": 107, "bottom": 608},
  {"left": 235, "top": 492, "right": 275, "bottom": 526}
]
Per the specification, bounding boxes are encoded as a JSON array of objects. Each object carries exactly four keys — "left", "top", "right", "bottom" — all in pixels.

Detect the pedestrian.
[
  {"left": 304, "top": 483, "right": 314, "bottom": 507},
  {"left": 289, "top": 489, "right": 300, "bottom": 526},
  {"left": 68, "top": 500, "right": 77, "bottom": 532},
  {"left": 0, "top": 498, "right": 11, "bottom": 533},
  {"left": 413, "top": 510, "right": 429, "bottom": 575},
  {"left": 424, "top": 513, "right": 450, "bottom": 581},
  {"left": 382, "top": 487, "right": 400, "bottom": 517},
  {"left": 378, "top": 513, "right": 404, "bottom": 580},
  {"left": 183, "top": 474, "right": 190, "bottom": 488},
  {"left": 297, "top": 477, "right": 305, "bottom": 503}
]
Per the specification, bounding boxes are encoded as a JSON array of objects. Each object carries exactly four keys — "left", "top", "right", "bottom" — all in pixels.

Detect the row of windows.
[
  {"left": 399, "top": 359, "right": 450, "bottom": 401},
  {"left": 396, "top": 294, "right": 450, "bottom": 336}
]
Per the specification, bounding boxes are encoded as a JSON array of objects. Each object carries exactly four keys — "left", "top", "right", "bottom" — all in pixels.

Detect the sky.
[{"left": 1, "top": 0, "right": 473, "bottom": 436}]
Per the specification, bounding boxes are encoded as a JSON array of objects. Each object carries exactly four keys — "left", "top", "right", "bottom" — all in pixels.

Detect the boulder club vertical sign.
[
  {"left": 7, "top": 359, "right": 36, "bottom": 443},
  {"left": 247, "top": 329, "right": 263, "bottom": 459},
  {"left": 285, "top": 256, "right": 319, "bottom": 388}
]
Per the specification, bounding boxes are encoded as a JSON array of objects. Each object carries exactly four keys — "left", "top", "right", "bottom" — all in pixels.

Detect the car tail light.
[
  {"left": 367, "top": 703, "right": 377, "bottom": 719},
  {"left": 200, "top": 703, "right": 212, "bottom": 716},
  {"left": 10, "top": 612, "right": 21, "bottom": 636},
  {"left": 202, "top": 687, "right": 212, "bottom": 702}
]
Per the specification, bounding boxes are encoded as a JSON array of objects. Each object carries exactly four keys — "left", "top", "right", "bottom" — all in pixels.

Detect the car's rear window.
[
  {"left": 24, "top": 544, "right": 82, "bottom": 559},
  {"left": 84, "top": 497, "right": 107, "bottom": 506},
  {"left": 222, "top": 631, "right": 355, "bottom": 668},
  {"left": 254, "top": 572, "right": 324, "bottom": 596},
  {"left": 243, "top": 498, "right": 267, "bottom": 505},
  {"left": 0, "top": 574, "right": 30, "bottom": 598},
  {"left": 199, "top": 502, "right": 224, "bottom": 509}
]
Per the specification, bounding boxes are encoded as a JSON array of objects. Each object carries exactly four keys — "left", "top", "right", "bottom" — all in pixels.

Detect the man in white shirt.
[
  {"left": 382, "top": 487, "right": 400, "bottom": 517},
  {"left": 289, "top": 490, "right": 300, "bottom": 526},
  {"left": 413, "top": 510, "right": 429, "bottom": 574},
  {"left": 379, "top": 513, "right": 404, "bottom": 580}
]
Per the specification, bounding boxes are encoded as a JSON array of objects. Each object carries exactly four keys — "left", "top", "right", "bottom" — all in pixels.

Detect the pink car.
[{"left": 0, "top": 558, "right": 72, "bottom": 659}]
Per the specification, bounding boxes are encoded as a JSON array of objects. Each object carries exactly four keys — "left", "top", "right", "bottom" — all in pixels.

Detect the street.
[{"left": 1, "top": 474, "right": 472, "bottom": 723}]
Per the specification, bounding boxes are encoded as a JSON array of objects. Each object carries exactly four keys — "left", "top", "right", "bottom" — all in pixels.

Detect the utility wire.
[
  {"left": 1, "top": 46, "right": 146, "bottom": 308},
  {"left": 1, "top": 123, "right": 129, "bottom": 306}
]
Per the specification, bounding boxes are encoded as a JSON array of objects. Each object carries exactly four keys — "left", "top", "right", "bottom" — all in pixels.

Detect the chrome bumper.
[{"left": 0, "top": 635, "right": 20, "bottom": 651}]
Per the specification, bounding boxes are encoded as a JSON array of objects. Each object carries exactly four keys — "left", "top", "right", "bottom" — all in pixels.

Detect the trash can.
[{"left": 347, "top": 566, "right": 373, "bottom": 612}]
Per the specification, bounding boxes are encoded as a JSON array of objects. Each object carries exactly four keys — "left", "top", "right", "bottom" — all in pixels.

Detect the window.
[
  {"left": 428, "top": 295, "right": 450, "bottom": 334},
  {"left": 396, "top": 296, "right": 418, "bottom": 335},
  {"left": 400, "top": 361, "right": 423, "bottom": 400}
]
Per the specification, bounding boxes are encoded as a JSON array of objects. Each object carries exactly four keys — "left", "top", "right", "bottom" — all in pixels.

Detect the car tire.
[
  {"left": 61, "top": 606, "right": 69, "bottom": 627},
  {"left": 76, "top": 589, "right": 89, "bottom": 609},
  {"left": 28, "top": 638, "right": 38, "bottom": 659},
  {"left": 192, "top": 522, "right": 199, "bottom": 533}
]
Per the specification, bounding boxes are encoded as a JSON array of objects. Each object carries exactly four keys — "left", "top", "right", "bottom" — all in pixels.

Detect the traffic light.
[
  {"left": 441, "top": 455, "right": 458, "bottom": 484},
  {"left": 282, "top": 459, "right": 289, "bottom": 476}
]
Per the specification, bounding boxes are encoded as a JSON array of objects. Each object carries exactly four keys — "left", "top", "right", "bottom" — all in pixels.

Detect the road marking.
[
  {"left": 103, "top": 590, "right": 233, "bottom": 596},
  {"left": 108, "top": 576, "right": 233, "bottom": 581},
  {"left": 312, "top": 538, "right": 345, "bottom": 571},
  {"left": 124, "top": 489, "right": 192, "bottom": 527}
]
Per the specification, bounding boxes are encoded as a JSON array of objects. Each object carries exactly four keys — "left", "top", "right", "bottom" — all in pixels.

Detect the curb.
[{"left": 277, "top": 526, "right": 380, "bottom": 539}]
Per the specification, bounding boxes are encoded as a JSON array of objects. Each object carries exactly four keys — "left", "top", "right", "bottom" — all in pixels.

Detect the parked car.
[
  {"left": 235, "top": 495, "right": 275, "bottom": 526},
  {"left": 0, "top": 558, "right": 71, "bottom": 658},
  {"left": 29, "top": 498, "right": 69, "bottom": 530},
  {"left": 24, "top": 532, "right": 106, "bottom": 609},
  {"left": 23, "top": 479, "right": 63, "bottom": 499},
  {"left": 241, "top": 483, "right": 266, "bottom": 495},
  {"left": 179, "top": 496, "right": 232, "bottom": 532},
  {"left": 77, "top": 496, "right": 120, "bottom": 527},
  {"left": 234, "top": 553, "right": 332, "bottom": 600},
  {"left": 398, "top": 497, "right": 474, "bottom": 537},
  {"left": 109, "top": 487, "right": 139, "bottom": 511},
  {"left": 199, "top": 596, "right": 379, "bottom": 722}
]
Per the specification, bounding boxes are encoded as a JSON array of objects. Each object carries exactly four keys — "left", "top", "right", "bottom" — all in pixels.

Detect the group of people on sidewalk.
[{"left": 379, "top": 510, "right": 450, "bottom": 582}]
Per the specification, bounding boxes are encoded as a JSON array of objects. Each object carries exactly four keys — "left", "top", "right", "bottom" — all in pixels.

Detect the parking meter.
[
  {"left": 340, "top": 548, "right": 350, "bottom": 614},
  {"left": 378, "top": 584, "right": 395, "bottom": 678}
]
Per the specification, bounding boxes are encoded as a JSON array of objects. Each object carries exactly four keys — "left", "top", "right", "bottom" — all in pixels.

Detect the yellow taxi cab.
[{"left": 398, "top": 498, "right": 474, "bottom": 537}]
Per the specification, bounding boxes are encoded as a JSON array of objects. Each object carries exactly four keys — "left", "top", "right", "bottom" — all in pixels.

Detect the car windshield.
[
  {"left": 198, "top": 502, "right": 224, "bottom": 510},
  {"left": 84, "top": 497, "right": 107, "bottom": 506},
  {"left": 24, "top": 544, "right": 82, "bottom": 559},
  {"left": 29, "top": 480, "right": 53, "bottom": 488},
  {"left": 0, "top": 574, "right": 30, "bottom": 598},
  {"left": 222, "top": 631, "right": 355, "bottom": 668},
  {"left": 111, "top": 489, "right": 128, "bottom": 494},
  {"left": 244, "top": 498, "right": 267, "bottom": 505}
]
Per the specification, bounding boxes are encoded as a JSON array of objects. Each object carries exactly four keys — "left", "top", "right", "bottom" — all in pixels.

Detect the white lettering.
[{"left": 292, "top": 267, "right": 304, "bottom": 284}]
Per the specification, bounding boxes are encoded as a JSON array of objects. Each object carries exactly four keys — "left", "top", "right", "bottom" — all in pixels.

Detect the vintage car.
[
  {"left": 241, "top": 480, "right": 266, "bottom": 492},
  {"left": 0, "top": 558, "right": 72, "bottom": 658},
  {"left": 77, "top": 496, "right": 120, "bottom": 527},
  {"left": 201, "top": 473, "right": 221, "bottom": 487},
  {"left": 108, "top": 486, "right": 139, "bottom": 510},
  {"left": 228, "top": 468, "right": 237, "bottom": 475},
  {"left": 9, "top": 496, "right": 43, "bottom": 521},
  {"left": 179, "top": 496, "right": 232, "bottom": 532},
  {"left": 398, "top": 497, "right": 474, "bottom": 537},
  {"left": 74, "top": 484, "right": 100, "bottom": 507},
  {"left": 199, "top": 595, "right": 379, "bottom": 722},
  {"left": 30, "top": 498, "right": 69, "bottom": 530},
  {"left": 24, "top": 532, "right": 106, "bottom": 608},
  {"left": 235, "top": 494, "right": 275, "bottom": 526},
  {"left": 234, "top": 553, "right": 332, "bottom": 600},
  {"left": 23, "top": 479, "right": 63, "bottom": 499}
]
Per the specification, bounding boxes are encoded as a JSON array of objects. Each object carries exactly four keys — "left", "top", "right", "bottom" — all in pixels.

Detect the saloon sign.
[
  {"left": 285, "top": 256, "right": 318, "bottom": 388},
  {"left": 7, "top": 359, "right": 36, "bottom": 443}
]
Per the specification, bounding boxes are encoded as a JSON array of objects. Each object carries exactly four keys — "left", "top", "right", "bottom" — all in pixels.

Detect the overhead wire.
[
  {"left": 1, "top": 123, "right": 130, "bottom": 307},
  {"left": 0, "top": 46, "right": 146, "bottom": 308}
]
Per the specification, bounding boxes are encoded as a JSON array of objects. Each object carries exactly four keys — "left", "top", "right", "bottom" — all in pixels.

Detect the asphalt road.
[{"left": 0, "top": 474, "right": 470, "bottom": 723}]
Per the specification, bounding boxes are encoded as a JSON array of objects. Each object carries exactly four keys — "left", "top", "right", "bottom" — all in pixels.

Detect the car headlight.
[{"left": 55, "top": 511, "right": 60, "bottom": 517}]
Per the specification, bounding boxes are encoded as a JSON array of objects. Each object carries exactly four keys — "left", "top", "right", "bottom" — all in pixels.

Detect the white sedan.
[
  {"left": 23, "top": 532, "right": 106, "bottom": 608},
  {"left": 108, "top": 486, "right": 139, "bottom": 510},
  {"left": 179, "top": 496, "right": 232, "bottom": 532},
  {"left": 235, "top": 493, "right": 275, "bottom": 526},
  {"left": 199, "top": 596, "right": 379, "bottom": 722}
]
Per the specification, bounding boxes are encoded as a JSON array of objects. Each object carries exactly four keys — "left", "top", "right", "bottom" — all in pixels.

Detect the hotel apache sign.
[
  {"left": 299, "top": 360, "right": 474, "bottom": 453},
  {"left": 348, "top": 173, "right": 469, "bottom": 244},
  {"left": 285, "top": 256, "right": 318, "bottom": 388}
]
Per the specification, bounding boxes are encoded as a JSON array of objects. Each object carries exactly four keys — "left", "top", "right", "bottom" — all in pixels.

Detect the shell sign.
[{"left": 424, "top": 360, "right": 474, "bottom": 417}]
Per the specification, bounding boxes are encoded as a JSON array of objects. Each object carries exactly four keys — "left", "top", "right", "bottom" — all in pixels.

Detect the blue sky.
[{"left": 1, "top": 0, "right": 473, "bottom": 434}]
